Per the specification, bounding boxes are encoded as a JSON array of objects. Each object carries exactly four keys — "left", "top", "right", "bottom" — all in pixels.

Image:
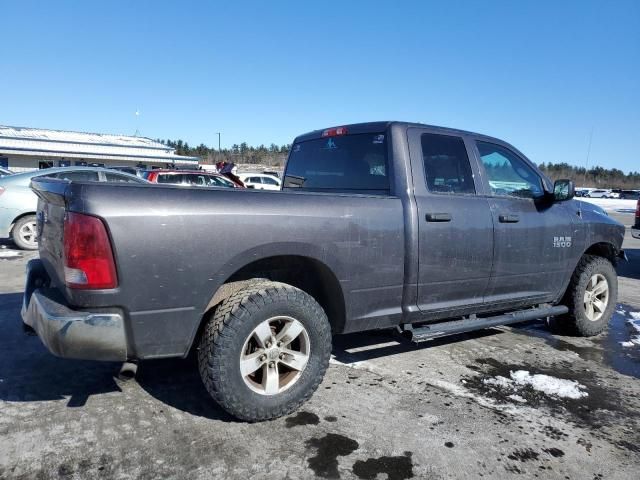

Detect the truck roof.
[{"left": 293, "top": 121, "right": 504, "bottom": 144}]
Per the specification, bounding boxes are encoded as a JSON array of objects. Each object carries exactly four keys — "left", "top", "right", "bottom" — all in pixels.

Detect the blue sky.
[{"left": 2, "top": 1, "right": 639, "bottom": 172}]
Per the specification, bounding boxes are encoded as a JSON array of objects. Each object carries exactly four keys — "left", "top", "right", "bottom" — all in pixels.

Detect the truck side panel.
[{"left": 39, "top": 183, "right": 405, "bottom": 358}]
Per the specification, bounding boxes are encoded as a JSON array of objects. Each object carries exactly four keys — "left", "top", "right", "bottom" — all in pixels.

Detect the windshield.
[{"left": 283, "top": 133, "right": 390, "bottom": 194}]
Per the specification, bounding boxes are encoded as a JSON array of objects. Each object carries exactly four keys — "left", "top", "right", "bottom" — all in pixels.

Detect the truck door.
[
  {"left": 471, "top": 140, "right": 576, "bottom": 305},
  {"left": 408, "top": 128, "right": 493, "bottom": 313}
]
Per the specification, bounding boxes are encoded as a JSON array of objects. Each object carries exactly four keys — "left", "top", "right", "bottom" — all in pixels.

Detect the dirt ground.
[{"left": 1, "top": 212, "right": 639, "bottom": 479}]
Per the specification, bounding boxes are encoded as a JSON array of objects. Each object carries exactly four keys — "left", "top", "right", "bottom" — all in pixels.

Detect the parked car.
[
  {"left": 24, "top": 121, "right": 625, "bottom": 422},
  {"left": 574, "top": 188, "right": 589, "bottom": 197},
  {"left": 144, "top": 169, "right": 240, "bottom": 188},
  {"left": 0, "top": 166, "right": 14, "bottom": 177},
  {"left": 0, "top": 167, "right": 146, "bottom": 250},
  {"left": 633, "top": 199, "right": 640, "bottom": 239},
  {"left": 237, "top": 173, "right": 282, "bottom": 190},
  {"left": 620, "top": 190, "right": 640, "bottom": 200},
  {"left": 586, "top": 189, "right": 613, "bottom": 198}
]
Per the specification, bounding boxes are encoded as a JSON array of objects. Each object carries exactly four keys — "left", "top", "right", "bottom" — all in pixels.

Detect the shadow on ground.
[{"left": 618, "top": 248, "right": 640, "bottom": 280}]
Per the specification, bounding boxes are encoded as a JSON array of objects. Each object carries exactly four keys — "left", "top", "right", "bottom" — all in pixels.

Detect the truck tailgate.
[{"left": 31, "top": 177, "right": 72, "bottom": 290}]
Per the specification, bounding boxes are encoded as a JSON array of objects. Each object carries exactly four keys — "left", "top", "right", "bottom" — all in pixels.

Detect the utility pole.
[{"left": 216, "top": 132, "right": 221, "bottom": 152}]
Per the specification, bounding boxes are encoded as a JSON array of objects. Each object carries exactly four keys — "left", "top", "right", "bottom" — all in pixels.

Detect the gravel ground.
[{"left": 0, "top": 214, "right": 639, "bottom": 480}]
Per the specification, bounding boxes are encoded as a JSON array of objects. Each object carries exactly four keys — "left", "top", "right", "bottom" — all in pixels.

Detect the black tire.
[
  {"left": 197, "top": 280, "right": 332, "bottom": 421},
  {"left": 559, "top": 255, "right": 617, "bottom": 336},
  {"left": 11, "top": 215, "right": 38, "bottom": 250}
]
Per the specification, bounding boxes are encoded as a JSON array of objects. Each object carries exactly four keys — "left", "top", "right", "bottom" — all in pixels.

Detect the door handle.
[
  {"left": 426, "top": 213, "right": 452, "bottom": 222},
  {"left": 499, "top": 214, "right": 520, "bottom": 223}
]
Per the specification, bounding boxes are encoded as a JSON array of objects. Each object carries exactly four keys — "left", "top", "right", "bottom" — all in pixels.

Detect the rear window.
[
  {"left": 157, "top": 174, "right": 184, "bottom": 184},
  {"left": 283, "top": 133, "right": 390, "bottom": 194}
]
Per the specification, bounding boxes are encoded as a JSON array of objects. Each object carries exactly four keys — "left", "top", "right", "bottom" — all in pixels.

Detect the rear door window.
[
  {"left": 421, "top": 133, "right": 475, "bottom": 194},
  {"left": 103, "top": 172, "right": 142, "bottom": 183},
  {"left": 48, "top": 170, "right": 100, "bottom": 182},
  {"left": 284, "top": 133, "right": 389, "bottom": 194},
  {"left": 157, "top": 174, "right": 184, "bottom": 184}
]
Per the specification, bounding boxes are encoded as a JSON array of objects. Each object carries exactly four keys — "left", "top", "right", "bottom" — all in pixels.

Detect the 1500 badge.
[{"left": 553, "top": 236, "right": 572, "bottom": 248}]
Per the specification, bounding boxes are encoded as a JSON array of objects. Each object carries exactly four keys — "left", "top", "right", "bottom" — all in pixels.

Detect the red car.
[
  {"left": 633, "top": 198, "right": 639, "bottom": 239},
  {"left": 144, "top": 170, "right": 243, "bottom": 188}
]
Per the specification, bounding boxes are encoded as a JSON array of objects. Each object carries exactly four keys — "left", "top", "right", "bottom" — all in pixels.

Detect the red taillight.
[
  {"left": 63, "top": 212, "right": 118, "bottom": 289},
  {"left": 636, "top": 200, "right": 640, "bottom": 219},
  {"left": 321, "top": 126, "right": 348, "bottom": 137}
]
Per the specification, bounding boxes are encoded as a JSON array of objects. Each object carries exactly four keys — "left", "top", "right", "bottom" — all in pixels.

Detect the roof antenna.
[{"left": 134, "top": 109, "right": 141, "bottom": 136}]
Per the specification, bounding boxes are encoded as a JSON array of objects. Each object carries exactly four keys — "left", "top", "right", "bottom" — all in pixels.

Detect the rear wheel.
[
  {"left": 559, "top": 255, "right": 617, "bottom": 336},
  {"left": 11, "top": 215, "right": 38, "bottom": 250},
  {"left": 197, "top": 280, "right": 332, "bottom": 421}
]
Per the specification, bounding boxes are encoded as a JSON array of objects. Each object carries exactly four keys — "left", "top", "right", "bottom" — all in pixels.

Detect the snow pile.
[
  {"left": 483, "top": 370, "right": 588, "bottom": 400},
  {"left": 0, "top": 250, "right": 21, "bottom": 259},
  {"left": 620, "top": 312, "right": 640, "bottom": 348}
]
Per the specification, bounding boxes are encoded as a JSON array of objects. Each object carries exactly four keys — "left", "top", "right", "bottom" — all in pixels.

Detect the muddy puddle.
[{"left": 512, "top": 305, "right": 640, "bottom": 379}]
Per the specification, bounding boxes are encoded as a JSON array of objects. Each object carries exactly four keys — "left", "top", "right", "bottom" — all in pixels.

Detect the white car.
[
  {"left": 238, "top": 173, "right": 281, "bottom": 191},
  {"left": 586, "top": 189, "right": 613, "bottom": 198}
]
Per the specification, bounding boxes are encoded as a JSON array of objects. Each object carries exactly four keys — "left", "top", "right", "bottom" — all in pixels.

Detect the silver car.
[{"left": 0, "top": 167, "right": 146, "bottom": 250}]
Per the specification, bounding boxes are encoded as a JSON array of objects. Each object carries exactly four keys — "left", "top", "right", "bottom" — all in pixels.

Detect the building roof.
[{"left": 0, "top": 125, "right": 199, "bottom": 164}]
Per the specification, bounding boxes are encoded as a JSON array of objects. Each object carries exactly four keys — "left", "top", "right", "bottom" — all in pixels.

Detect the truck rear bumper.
[{"left": 21, "top": 259, "right": 127, "bottom": 361}]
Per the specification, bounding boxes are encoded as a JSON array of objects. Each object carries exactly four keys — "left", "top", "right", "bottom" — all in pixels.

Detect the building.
[{"left": 0, "top": 125, "right": 199, "bottom": 172}]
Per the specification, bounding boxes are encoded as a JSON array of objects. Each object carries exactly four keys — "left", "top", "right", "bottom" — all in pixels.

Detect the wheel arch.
[
  {"left": 9, "top": 211, "right": 36, "bottom": 235},
  {"left": 583, "top": 241, "right": 620, "bottom": 265},
  {"left": 187, "top": 252, "right": 346, "bottom": 357}
]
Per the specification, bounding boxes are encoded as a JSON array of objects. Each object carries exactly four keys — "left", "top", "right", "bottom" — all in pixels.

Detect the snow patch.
[
  {"left": 620, "top": 313, "right": 640, "bottom": 348},
  {"left": 484, "top": 370, "right": 588, "bottom": 400},
  {"left": 0, "top": 250, "right": 21, "bottom": 258}
]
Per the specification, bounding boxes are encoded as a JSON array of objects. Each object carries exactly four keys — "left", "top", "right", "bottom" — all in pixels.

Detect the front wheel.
[
  {"left": 560, "top": 255, "right": 617, "bottom": 336},
  {"left": 11, "top": 215, "right": 38, "bottom": 250},
  {"left": 197, "top": 280, "right": 332, "bottom": 421}
]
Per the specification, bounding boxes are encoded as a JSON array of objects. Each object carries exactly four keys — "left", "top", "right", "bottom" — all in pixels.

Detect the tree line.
[
  {"left": 159, "top": 138, "right": 639, "bottom": 188},
  {"left": 538, "top": 162, "right": 640, "bottom": 189},
  {"left": 158, "top": 139, "right": 290, "bottom": 167}
]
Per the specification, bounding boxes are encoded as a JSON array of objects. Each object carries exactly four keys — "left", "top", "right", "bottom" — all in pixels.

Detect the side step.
[{"left": 398, "top": 305, "right": 569, "bottom": 343}]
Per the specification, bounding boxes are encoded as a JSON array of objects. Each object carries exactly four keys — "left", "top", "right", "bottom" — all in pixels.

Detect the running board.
[{"left": 397, "top": 305, "right": 569, "bottom": 343}]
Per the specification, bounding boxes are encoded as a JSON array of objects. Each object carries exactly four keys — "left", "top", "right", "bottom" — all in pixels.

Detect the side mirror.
[{"left": 553, "top": 179, "right": 575, "bottom": 201}]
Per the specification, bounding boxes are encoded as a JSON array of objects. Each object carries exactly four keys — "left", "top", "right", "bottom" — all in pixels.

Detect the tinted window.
[
  {"left": 51, "top": 170, "right": 99, "bottom": 182},
  {"left": 209, "top": 175, "right": 234, "bottom": 187},
  {"left": 183, "top": 174, "right": 208, "bottom": 186},
  {"left": 421, "top": 133, "right": 475, "bottom": 194},
  {"left": 157, "top": 174, "right": 184, "bottom": 184},
  {"left": 247, "top": 177, "right": 262, "bottom": 184},
  {"left": 261, "top": 176, "right": 279, "bottom": 186},
  {"left": 284, "top": 133, "right": 389, "bottom": 194},
  {"left": 477, "top": 142, "right": 543, "bottom": 198},
  {"left": 104, "top": 172, "right": 142, "bottom": 183}
]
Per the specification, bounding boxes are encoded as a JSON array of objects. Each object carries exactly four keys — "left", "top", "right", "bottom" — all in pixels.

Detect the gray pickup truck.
[{"left": 23, "top": 122, "right": 626, "bottom": 421}]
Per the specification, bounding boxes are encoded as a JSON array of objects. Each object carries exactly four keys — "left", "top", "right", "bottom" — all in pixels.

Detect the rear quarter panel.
[{"left": 57, "top": 183, "right": 405, "bottom": 358}]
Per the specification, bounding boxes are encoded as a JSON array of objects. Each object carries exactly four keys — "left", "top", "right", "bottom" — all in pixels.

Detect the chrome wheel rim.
[
  {"left": 583, "top": 273, "right": 609, "bottom": 321},
  {"left": 18, "top": 221, "right": 38, "bottom": 247},
  {"left": 239, "top": 316, "right": 310, "bottom": 396}
]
